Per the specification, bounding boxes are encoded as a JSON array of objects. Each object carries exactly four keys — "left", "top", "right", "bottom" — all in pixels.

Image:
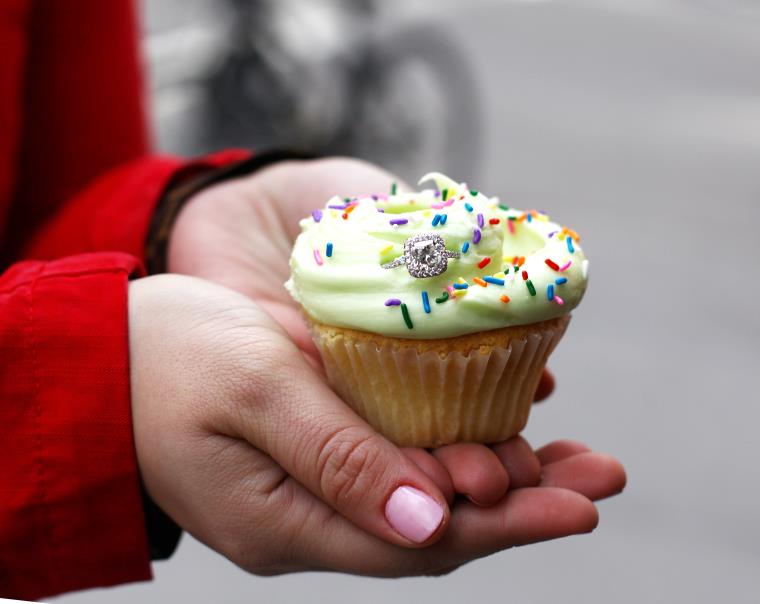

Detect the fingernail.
[{"left": 385, "top": 486, "right": 445, "bottom": 543}]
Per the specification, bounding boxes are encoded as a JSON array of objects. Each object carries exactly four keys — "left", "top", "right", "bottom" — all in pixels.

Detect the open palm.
[{"left": 166, "top": 156, "right": 626, "bottom": 563}]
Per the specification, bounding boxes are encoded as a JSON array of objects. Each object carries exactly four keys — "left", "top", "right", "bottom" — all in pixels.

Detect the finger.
[
  {"left": 224, "top": 329, "right": 450, "bottom": 548},
  {"left": 490, "top": 436, "right": 541, "bottom": 488},
  {"left": 401, "top": 448, "right": 455, "bottom": 504},
  {"left": 533, "top": 369, "right": 555, "bottom": 402},
  {"left": 535, "top": 439, "right": 591, "bottom": 465},
  {"left": 540, "top": 452, "right": 627, "bottom": 501},
  {"left": 432, "top": 443, "right": 509, "bottom": 506},
  {"left": 261, "top": 476, "right": 598, "bottom": 577}
]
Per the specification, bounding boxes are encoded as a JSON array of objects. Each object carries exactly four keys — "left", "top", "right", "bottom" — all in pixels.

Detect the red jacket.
[{"left": 0, "top": 1, "right": 245, "bottom": 599}]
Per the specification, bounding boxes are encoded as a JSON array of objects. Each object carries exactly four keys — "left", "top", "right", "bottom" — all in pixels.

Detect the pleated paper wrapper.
[{"left": 307, "top": 315, "right": 571, "bottom": 447}]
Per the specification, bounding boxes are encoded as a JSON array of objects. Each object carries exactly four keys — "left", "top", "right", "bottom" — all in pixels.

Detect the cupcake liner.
[{"left": 307, "top": 315, "right": 570, "bottom": 447}]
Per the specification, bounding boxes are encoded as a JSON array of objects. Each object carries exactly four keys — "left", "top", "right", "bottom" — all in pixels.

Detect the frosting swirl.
[{"left": 285, "top": 173, "right": 588, "bottom": 339}]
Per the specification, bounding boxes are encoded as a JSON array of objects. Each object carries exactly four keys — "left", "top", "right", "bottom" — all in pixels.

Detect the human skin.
[{"left": 129, "top": 157, "right": 626, "bottom": 575}]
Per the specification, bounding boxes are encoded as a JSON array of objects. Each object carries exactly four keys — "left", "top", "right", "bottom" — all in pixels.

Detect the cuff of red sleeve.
[
  {"left": 0, "top": 253, "right": 150, "bottom": 600},
  {"left": 22, "top": 149, "right": 252, "bottom": 266}
]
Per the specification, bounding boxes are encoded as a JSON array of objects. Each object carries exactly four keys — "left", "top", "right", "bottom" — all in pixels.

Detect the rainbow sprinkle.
[
  {"left": 432, "top": 214, "right": 442, "bottom": 226},
  {"left": 477, "top": 213, "right": 484, "bottom": 228},
  {"left": 554, "top": 295, "right": 565, "bottom": 306},
  {"left": 555, "top": 277, "right": 568, "bottom": 285},
  {"left": 484, "top": 276, "right": 505, "bottom": 286},
  {"left": 500, "top": 294, "right": 511, "bottom": 303},
  {"left": 442, "top": 188, "right": 449, "bottom": 201},
  {"left": 470, "top": 189, "right": 478, "bottom": 196},
  {"left": 312, "top": 209, "right": 323, "bottom": 222},
  {"left": 477, "top": 257, "right": 492, "bottom": 269},
  {"left": 391, "top": 182, "right": 397, "bottom": 195},
  {"left": 385, "top": 298, "right": 401, "bottom": 306},
  {"left": 464, "top": 202, "right": 474, "bottom": 212},
  {"left": 313, "top": 249, "right": 323, "bottom": 266},
  {"left": 435, "top": 291, "right": 449, "bottom": 304},
  {"left": 547, "top": 284, "right": 555, "bottom": 301},
  {"left": 440, "top": 213, "right": 448, "bottom": 225},
  {"left": 526, "top": 280, "right": 537, "bottom": 296},
  {"left": 389, "top": 218, "right": 408, "bottom": 226},
  {"left": 326, "top": 242, "right": 333, "bottom": 257},
  {"left": 473, "top": 228, "right": 482, "bottom": 244},
  {"left": 545, "top": 259, "right": 560, "bottom": 271},
  {"left": 473, "top": 277, "right": 487, "bottom": 287},
  {"left": 567, "top": 236, "right": 575, "bottom": 253},
  {"left": 489, "top": 218, "right": 500, "bottom": 225},
  {"left": 461, "top": 241, "right": 470, "bottom": 254},
  {"left": 507, "top": 220, "right": 515, "bottom": 234},
  {"left": 560, "top": 260, "right": 573, "bottom": 271},
  {"left": 453, "top": 283, "right": 468, "bottom": 290},
  {"left": 421, "top": 291, "right": 431, "bottom": 313},
  {"left": 400, "top": 303, "right": 413, "bottom": 329}
]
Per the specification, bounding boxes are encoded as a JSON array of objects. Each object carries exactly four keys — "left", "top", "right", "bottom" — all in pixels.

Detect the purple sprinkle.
[
  {"left": 473, "top": 228, "right": 482, "bottom": 244},
  {"left": 377, "top": 208, "right": 385, "bottom": 213},
  {"left": 547, "top": 230, "right": 558, "bottom": 238},
  {"left": 434, "top": 190, "right": 441, "bottom": 197},
  {"left": 385, "top": 298, "right": 402, "bottom": 306},
  {"left": 372, "top": 194, "right": 379, "bottom": 201},
  {"left": 328, "top": 204, "right": 348, "bottom": 210},
  {"left": 477, "top": 213, "right": 484, "bottom": 228},
  {"left": 389, "top": 218, "right": 409, "bottom": 226},
  {"left": 312, "top": 209, "right": 323, "bottom": 223}
]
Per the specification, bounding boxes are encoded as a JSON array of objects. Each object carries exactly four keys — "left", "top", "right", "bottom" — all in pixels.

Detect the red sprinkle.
[
  {"left": 478, "top": 257, "right": 492, "bottom": 269},
  {"left": 473, "top": 277, "right": 488, "bottom": 287},
  {"left": 500, "top": 294, "right": 511, "bottom": 303},
  {"left": 545, "top": 259, "right": 560, "bottom": 271},
  {"left": 489, "top": 218, "right": 500, "bottom": 225},
  {"left": 522, "top": 270, "right": 528, "bottom": 281},
  {"left": 341, "top": 212, "right": 348, "bottom": 220}
]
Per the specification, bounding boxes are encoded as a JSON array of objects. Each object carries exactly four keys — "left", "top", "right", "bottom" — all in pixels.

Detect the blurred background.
[{"left": 55, "top": 0, "right": 760, "bottom": 602}]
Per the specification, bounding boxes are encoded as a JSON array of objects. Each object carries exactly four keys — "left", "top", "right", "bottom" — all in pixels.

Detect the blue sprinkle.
[
  {"left": 453, "top": 283, "right": 469, "bottom": 290},
  {"left": 566, "top": 236, "right": 575, "bottom": 253},
  {"left": 461, "top": 241, "right": 470, "bottom": 254},
  {"left": 421, "top": 291, "right": 431, "bottom": 313},
  {"left": 464, "top": 203, "right": 474, "bottom": 212},
  {"left": 547, "top": 284, "right": 555, "bottom": 301},
  {"left": 440, "top": 214, "right": 448, "bottom": 225},
  {"left": 432, "top": 214, "right": 442, "bottom": 227},
  {"left": 326, "top": 242, "right": 333, "bottom": 257},
  {"left": 555, "top": 277, "right": 568, "bottom": 285},
  {"left": 527, "top": 214, "right": 533, "bottom": 222},
  {"left": 484, "top": 276, "right": 505, "bottom": 286}
]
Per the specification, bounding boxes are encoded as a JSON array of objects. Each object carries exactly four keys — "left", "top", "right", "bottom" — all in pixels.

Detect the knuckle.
[{"left": 316, "top": 426, "right": 387, "bottom": 506}]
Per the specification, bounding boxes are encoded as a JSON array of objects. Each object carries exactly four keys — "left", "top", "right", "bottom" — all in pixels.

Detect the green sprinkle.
[
  {"left": 391, "top": 182, "right": 397, "bottom": 195},
  {"left": 508, "top": 216, "right": 517, "bottom": 221},
  {"left": 435, "top": 292, "right": 449, "bottom": 304},
  {"left": 469, "top": 189, "right": 478, "bottom": 196},
  {"left": 526, "top": 280, "right": 537, "bottom": 296},
  {"left": 344, "top": 197, "right": 351, "bottom": 203},
  {"left": 498, "top": 204, "right": 510, "bottom": 211},
  {"left": 401, "top": 303, "right": 413, "bottom": 329},
  {"left": 442, "top": 188, "right": 449, "bottom": 201},
  {"left": 514, "top": 265, "right": 520, "bottom": 273}
]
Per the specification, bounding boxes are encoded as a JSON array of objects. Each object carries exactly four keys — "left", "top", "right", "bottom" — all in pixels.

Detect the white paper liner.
[{"left": 310, "top": 317, "right": 570, "bottom": 447}]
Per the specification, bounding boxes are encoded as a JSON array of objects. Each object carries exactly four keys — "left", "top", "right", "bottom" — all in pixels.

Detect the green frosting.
[{"left": 285, "top": 173, "right": 588, "bottom": 339}]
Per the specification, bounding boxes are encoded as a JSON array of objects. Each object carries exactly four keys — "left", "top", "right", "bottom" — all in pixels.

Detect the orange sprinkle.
[
  {"left": 473, "top": 277, "right": 488, "bottom": 287},
  {"left": 500, "top": 295, "right": 511, "bottom": 303},
  {"left": 345, "top": 204, "right": 357, "bottom": 214}
]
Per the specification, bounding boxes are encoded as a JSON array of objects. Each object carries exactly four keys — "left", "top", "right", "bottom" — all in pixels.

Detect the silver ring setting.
[{"left": 382, "top": 233, "right": 460, "bottom": 278}]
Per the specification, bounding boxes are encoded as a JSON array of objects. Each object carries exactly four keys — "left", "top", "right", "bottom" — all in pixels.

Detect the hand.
[
  {"left": 167, "top": 156, "right": 625, "bottom": 508},
  {"left": 129, "top": 275, "right": 625, "bottom": 577}
]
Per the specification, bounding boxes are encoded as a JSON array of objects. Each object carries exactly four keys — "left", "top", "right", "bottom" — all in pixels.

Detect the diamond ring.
[{"left": 382, "top": 233, "right": 460, "bottom": 278}]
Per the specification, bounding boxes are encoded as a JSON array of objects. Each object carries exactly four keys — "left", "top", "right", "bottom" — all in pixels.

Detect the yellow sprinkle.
[
  {"left": 330, "top": 210, "right": 339, "bottom": 218},
  {"left": 379, "top": 244, "right": 393, "bottom": 254},
  {"left": 457, "top": 276, "right": 467, "bottom": 284},
  {"left": 502, "top": 255, "right": 511, "bottom": 263},
  {"left": 423, "top": 210, "right": 432, "bottom": 217},
  {"left": 453, "top": 288, "right": 467, "bottom": 297},
  {"left": 494, "top": 271, "right": 505, "bottom": 279}
]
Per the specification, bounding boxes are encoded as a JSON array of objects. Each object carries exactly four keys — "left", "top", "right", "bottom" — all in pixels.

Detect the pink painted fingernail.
[{"left": 385, "top": 486, "right": 445, "bottom": 543}]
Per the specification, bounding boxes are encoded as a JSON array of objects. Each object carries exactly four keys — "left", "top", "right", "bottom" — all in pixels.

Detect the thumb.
[{"left": 221, "top": 328, "right": 450, "bottom": 548}]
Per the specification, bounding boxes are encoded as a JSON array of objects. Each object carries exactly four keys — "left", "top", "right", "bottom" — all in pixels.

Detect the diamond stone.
[{"left": 404, "top": 233, "right": 449, "bottom": 278}]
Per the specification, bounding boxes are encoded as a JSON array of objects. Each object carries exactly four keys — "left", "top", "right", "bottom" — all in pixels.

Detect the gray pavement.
[{"left": 55, "top": 1, "right": 760, "bottom": 602}]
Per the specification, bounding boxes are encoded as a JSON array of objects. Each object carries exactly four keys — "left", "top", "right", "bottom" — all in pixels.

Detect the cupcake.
[{"left": 285, "top": 173, "right": 588, "bottom": 447}]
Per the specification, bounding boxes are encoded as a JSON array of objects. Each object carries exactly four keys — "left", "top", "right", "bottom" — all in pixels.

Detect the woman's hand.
[
  {"left": 167, "top": 157, "right": 615, "bottom": 506},
  {"left": 129, "top": 275, "right": 625, "bottom": 576}
]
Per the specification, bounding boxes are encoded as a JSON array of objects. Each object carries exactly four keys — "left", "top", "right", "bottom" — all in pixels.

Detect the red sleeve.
[
  {"left": 22, "top": 149, "right": 250, "bottom": 264},
  {"left": 0, "top": 252, "right": 150, "bottom": 600}
]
